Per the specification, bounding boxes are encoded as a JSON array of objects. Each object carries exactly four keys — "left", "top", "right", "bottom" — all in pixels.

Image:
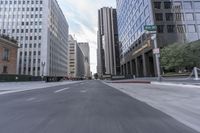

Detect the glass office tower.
[{"left": 116, "top": 0, "right": 200, "bottom": 77}]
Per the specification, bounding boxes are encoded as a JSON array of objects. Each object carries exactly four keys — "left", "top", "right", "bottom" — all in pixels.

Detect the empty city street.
[{"left": 0, "top": 81, "right": 198, "bottom": 133}]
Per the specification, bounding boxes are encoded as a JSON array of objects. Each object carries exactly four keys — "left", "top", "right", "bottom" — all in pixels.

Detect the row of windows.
[
  {"left": 0, "top": 7, "right": 43, "bottom": 12},
  {"left": 18, "top": 66, "right": 41, "bottom": 76},
  {"left": 20, "top": 51, "right": 41, "bottom": 56},
  {"left": 0, "top": 28, "right": 42, "bottom": 34},
  {"left": 19, "top": 59, "right": 41, "bottom": 65},
  {"left": 154, "top": 1, "right": 200, "bottom": 10},
  {"left": 0, "top": 34, "right": 42, "bottom": 41},
  {"left": 21, "top": 21, "right": 42, "bottom": 25},
  {"left": 0, "top": 14, "right": 42, "bottom": 19},
  {"left": 20, "top": 43, "right": 41, "bottom": 48},
  {"left": 157, "top": 24, "right": 200, "bottom": 33},
  {"left": 0, "top": 0, "right": 43, "bottom": 5},
  {"left": 17, "top": 36, "right": 42, "bottom": 41},
  {"left": 155, "top": 12, "right": 200, "bottom": 21}
]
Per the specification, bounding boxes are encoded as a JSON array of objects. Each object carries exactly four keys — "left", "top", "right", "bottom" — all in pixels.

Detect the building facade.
[
  {"left": 0, "top": 0, "right": 69, "bottom": 76},
  {"left": 97, "top": 7, "right": 120, "bottom": 77},
  {"left": 77, "top": 42, "right": 90, "bottom": 78},
  {"left": 68, "top": 35, "right": 77, "bottom": 78},
  {"left": 0, "top": 36, "right": 18, "bottom": 74},
  {"left": 76, "top": 43, "right": 85, "bottom": 78},
  {"left": 116, "top": 0, "right": 200, "bottom": 77}
]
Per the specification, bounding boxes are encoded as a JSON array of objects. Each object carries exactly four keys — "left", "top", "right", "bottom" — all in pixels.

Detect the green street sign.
[{"left": 144, "top": 25, "right": 157, "bottom": 31}]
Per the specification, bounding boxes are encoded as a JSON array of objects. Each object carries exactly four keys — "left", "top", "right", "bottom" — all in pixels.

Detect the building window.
[
  {"left": 173, "top": 2, "right": 182, "bottom": 9},
  {"left": 196, "top": 13, "right": 200, "bottom": 20},
  {"left": 166, "top": 13, "right": 173, "bottom": 21},
  {"left": 175, "top": 13, "right": 184, "bottom": 21},
  {"left": 155, "top": 13, "right": 163, "bottom": 21},
  {"left": 177, "top": 25, "right": 185, "bottom": 33},
  {"left": 157, "top": 25, "right": 164, "bottom": 33},
  {"left": 164, "top": 2, "right": 172, "bottom": 9},
  {"left": 183, "top": 1, "right": 192, "bottom": 9},
  {"left": 154, "top": 2, "right": 161, "bottom": 9},
  {"left": 2, "top": 66, "right": 8, "bottom": 73},
  {"left": 197, "top": 25, "right": 200, "bottom": 32},
  {"left": 188, "top": 25, "right": 196, "bottom": 33},
  {"left": 185, "top": 13, "right": 194, "bottom": 21},
  {"left": 2, "top": 48, "right": 9, "bottom": 61},
  {"left": 194, "top": 2, "right": 200, "bottom": 9},
  {"left": 167, "top": 25, "right": 175, "bottom": 33}
]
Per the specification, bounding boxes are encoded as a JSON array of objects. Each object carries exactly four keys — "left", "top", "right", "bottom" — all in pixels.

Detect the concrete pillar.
[
  {"left": 121, "top": 65, "right": 124, "bottom": 75},
  {"left": 142, "top": 53, "right": 147, "bottom": 77},
  {"left": 135, "top": 58, "right": 139, "bottom": 77},
  {"left": 124, "top": 64, "right": 127, "bottom": 75},
  {"left": 127, "top": 61, "right": 131, "bottom": 75},
  {"left": 130, "top": 60, "right": 133, "bottom": 75}
]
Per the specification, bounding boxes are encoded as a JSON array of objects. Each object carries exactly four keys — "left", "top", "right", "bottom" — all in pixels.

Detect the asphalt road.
[{"left": 0, "top": 81, "right": 198, "bottom": 133}]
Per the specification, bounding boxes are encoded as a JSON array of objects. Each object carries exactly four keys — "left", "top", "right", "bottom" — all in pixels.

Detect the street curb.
[
  {"left": 107, "top": 80, "right": 151, "bottom": 84},
  {"left": 151, "top": 81, "right": 200, "bottom": 88},
  {"left": 106, "top": 80, "right": 200, "bottom": 88}
]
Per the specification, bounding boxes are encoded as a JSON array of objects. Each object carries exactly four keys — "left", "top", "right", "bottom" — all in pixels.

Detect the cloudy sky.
[{"left": 57, "top": 0, "right": 116, "bottom": 74}]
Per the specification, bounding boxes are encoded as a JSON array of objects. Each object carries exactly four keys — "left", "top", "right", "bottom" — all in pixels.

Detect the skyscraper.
[
  {"left": 116, "top": 0, "right": 200, "bottom": 77},
  {"left": 68, "top": 35, "right": 77, "bottom": 78},
  {"left": 97, "top": 7, "right": 120, "bottom": 77},
  {"left": 76, "top": 43, "right": 85, "bottom": 78},
  {"left": 0, "top": 0, "right": 69, "bottom": 76},
  {"left": 78, "top": 42, "right": 91, "bottom": 79}
]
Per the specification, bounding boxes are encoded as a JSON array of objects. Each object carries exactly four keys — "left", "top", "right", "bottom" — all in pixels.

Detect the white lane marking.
[
  {"left": 80, "top": 90, "right": 87, "bottom": 93},
  {"left": 26, "top": 97, "right": 36, "bottom": 101},
  {"left": 54, "top": 88, "right": 70, "bottom": 93}
]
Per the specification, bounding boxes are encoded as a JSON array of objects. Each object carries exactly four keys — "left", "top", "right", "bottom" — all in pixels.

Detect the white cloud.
[{"left": 58, "top": 0, "right": 116, "bottom": 74}]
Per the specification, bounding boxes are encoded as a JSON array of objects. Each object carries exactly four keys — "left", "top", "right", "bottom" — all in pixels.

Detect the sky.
[{"left": 57, "top": 0, "right": 116, "bottom": 74}]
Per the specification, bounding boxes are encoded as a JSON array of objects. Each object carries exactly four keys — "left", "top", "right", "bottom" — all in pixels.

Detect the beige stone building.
[{"left": 0, "top": 36, "right": 18, "bottom": 74}]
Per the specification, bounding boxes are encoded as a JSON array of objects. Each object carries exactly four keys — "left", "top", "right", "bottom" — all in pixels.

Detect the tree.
[{"left": 160, "top": 40, "right": 200, "bottom": 72}]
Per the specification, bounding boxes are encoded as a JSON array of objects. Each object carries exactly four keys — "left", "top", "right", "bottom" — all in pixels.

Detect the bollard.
[{"left": 194, "top": 67, "right": 199, "bottom": 80}]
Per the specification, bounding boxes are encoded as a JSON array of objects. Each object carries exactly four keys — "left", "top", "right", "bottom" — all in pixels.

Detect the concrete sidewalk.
[{"left": 105, "top": 82, "right": 200, "bottom": 132}]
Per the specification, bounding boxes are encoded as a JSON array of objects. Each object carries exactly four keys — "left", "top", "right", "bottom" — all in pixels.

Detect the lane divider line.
[
  {"left": 26, "top": 97, "right": 36, "bottom": 101},
  {"left": 54, "top": 88, "right": 70, "bottom": 93}
]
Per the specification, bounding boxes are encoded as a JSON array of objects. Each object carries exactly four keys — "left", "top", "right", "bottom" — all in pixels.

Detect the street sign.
[
  {"left": 144, "top": 25, "right": 157, "bottom": 31},
  {"left": 153, "top": 48, "right": 160, "bottom": 54}
]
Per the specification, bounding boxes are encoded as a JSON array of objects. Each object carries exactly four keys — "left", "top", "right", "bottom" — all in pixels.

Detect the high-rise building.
[
  {"left": 116, "top": 0, "right": 200, "bottom": 77},
  {"left": 77, "top": 42, "right": 90, "bottom": 78},
  {"left": 0, "top": 0, "right": 69, "bottom": 76},
  {"left": 68, "top": 35, "right": 77, "bottom": 78},
  {"left": 97, "top": 7, "right": 120, "bottom": 77},
  {"left": 76, "top": 44, "right": 85, "bottom": 78}
]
